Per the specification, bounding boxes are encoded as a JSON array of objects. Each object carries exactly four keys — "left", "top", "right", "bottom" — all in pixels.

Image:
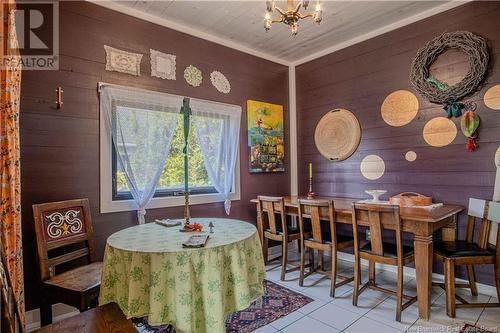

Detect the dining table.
[
  {"left": 99, "top": 217, "right": 265, "bottom": 333},
  {"left": 251, "top": 195, "right": 464, "bottom": 320}
]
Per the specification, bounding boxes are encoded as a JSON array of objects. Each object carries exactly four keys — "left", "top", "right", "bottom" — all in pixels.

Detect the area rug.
[
  {"left": 133, "top": 280, "right": 313, "bottom": 333},
  {"left": 460, "top": 323, "right": 495, "bottom": 333}
]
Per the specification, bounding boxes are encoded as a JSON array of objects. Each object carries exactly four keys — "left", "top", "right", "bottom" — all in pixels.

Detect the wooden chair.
[
  {"left": 298, "top": 199, "right": 354, "bottom": 297},
  {"left": 257, "top": 196, "right": 301, "bottom": 280},
  {"left": 433, "top": 198, "right": 500, "bottom": 317},
  {"left": 32, "top": 302, "right": 137, "bottom": 333},
  {"left": 0, "top": 245, "right": 24, "bottom": 333},
  {"left": 32, "top": 199, "right": 103, "bottom": 326},
  {"left": 352, "top": 203, "right": 417, "bottom": 322}
]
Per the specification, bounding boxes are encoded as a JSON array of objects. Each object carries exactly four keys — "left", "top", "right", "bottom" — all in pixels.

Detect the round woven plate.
[{"left": 314, "top": 109, "right": 361, "bottom": 161}]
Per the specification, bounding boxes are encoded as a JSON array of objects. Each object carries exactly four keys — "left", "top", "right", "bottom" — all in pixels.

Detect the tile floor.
[{"left": 255, "top": 253, "right": 500, "bottom": 333}]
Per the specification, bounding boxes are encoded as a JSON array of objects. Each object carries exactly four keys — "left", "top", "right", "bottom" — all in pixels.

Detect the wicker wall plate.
[
  {"left": 484, "top": 84, "right": 500, "bottom": 110},
  {"left": 314, "top": 109, "right": 361, "bottom": 161},
  {"left": 405, "top": 151, "right": 417, "bottom": 162},
  {"left": 423, "top": 117, "right": 457, "bottom": 147},
  {"left": 381, "top": 90, "right": 419, "bottom": 127},
  {"left": 360, "top": 154, "right": 385, "bottom": 180}
]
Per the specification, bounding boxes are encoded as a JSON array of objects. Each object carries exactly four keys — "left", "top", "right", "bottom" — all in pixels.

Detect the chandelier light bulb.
[
  {"left": 266, "top": 0, "right": 274, "bottom": 12},
  {"left": 265, "top": 11, "right": 271, "bottom": 20}
]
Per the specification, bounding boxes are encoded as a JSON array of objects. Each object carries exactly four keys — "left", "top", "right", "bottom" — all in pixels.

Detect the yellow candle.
[{"left": 309, "top": 163, "right": 312, "bottom": 178}]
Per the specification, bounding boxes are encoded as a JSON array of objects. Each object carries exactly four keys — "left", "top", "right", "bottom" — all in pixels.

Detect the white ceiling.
[{"left": 97, "top": 1, "right": 466, "bottom": 65}]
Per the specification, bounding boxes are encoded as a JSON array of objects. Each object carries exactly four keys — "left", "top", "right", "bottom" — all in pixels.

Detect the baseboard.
[
  {"left": 336, "top": 252, "right": 498, "bottom": 298},
  {"left": 26, "top": 303, "right": 80, "bottom": 332}
]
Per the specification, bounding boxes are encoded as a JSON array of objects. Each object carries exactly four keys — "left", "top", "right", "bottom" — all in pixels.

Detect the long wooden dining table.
[{"left": 250, "top": 195, "right": 464, "bottom": 320}]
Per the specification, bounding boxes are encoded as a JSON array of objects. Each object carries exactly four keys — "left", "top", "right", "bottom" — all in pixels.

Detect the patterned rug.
[
  {"left": 133, "top": 280, "right": 313, "bottom": 333},
  {"left": 460, "top": 324, "right": 495, "bottom": 333}
]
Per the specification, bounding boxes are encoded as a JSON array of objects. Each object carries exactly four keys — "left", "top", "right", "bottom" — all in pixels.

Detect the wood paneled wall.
[
  {"left": 297, "top": 1, "right": 500, "bottom": 286},
  {"left": 20, "top": 1, "right": 289, "bottom": 309}
]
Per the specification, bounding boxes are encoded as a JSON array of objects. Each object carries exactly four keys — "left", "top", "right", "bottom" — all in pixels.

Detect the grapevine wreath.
[
  {"left": 410, "top": 31, "right": 489, "bottom": 151},
  {"left": 409, "top": 31, "right": 489, "bottom": 118}
]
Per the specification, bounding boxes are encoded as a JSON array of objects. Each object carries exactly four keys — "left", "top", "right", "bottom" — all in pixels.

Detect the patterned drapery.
[{"left": 1, "top": 0, "right": 25, "bottom": 327}]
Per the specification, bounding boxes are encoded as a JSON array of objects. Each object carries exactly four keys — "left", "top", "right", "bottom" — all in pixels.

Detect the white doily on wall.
[
  {"left": 150, "top": 49, "right": 176, "bottom": 80},
  {"left": 184, "top": 65, "right": 202, "bottom": 87},
  {"left": 210, "top": 70, "right": 231, "bottom": 94},
  {"left": 104, "top": 45, "right": 143, "bottom": 76}
]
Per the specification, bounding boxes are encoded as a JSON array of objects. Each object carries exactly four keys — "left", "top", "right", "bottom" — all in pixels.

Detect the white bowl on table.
[{"left": 365, "top": 190, "right": 387, "bottom": 202}]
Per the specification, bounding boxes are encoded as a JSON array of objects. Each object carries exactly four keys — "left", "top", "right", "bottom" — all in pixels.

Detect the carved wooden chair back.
[
  {"left": 352, "top": 203, "right": 403, "bottom": 259},
  {"left": 32, "top": 199, "right": 96, "bottom": 281},
  {"left": 297, "top": 199, "right": 334, "bottom": 245},
  {"left": 467, "top": 198, "right": 500, "bottom": 249},
  {"left": 0, "top": 245, "right": 24, "bottom": 333},
  {"left": 257, "top": 196, "right": 287, "bottom": 237}
]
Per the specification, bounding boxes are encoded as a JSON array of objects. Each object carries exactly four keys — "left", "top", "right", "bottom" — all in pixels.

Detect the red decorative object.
[{"left": 466, "top": 134, "right": 479, "bottom": 152}]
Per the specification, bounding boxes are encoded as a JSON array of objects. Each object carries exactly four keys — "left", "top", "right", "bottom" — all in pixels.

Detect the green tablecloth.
[{"left": 99, "top": 218, "right": 265, "bottom": 333}]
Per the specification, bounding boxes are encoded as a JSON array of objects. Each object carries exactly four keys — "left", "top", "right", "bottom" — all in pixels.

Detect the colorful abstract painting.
[{"left": 247, "top": 100, "right": 285, "bottom": 173}]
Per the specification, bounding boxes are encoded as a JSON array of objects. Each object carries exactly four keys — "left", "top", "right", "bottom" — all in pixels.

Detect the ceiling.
[{"left": 99, "top": 1, "right": 465, "bottom": 65}]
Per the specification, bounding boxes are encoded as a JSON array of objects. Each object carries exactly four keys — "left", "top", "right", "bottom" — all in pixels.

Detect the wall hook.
[{"left": 55, "top": 87, "right": 63, "bottom": 109}]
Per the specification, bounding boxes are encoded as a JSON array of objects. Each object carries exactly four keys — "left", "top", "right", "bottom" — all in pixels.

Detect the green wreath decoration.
[{"left": 409, "top": 31, "right": 489, "bottom": 117}]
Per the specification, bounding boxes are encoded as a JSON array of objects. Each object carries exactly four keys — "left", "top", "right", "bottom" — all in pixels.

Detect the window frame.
[{"left": 99, "top": 85, "right": 241, "bottom": 214}]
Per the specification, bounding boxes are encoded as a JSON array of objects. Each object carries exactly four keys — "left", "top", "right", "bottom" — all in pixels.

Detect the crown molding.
[
  {"left": 292, "top": 0, "right": 471, "bottom": 66},
  {"left": 87, "top": 0, "right": 291, "bottom": 66}
]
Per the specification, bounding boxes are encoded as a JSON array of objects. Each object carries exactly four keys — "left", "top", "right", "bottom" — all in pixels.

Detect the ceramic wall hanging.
[
  {"left": 150, "top": 49, "right": 176, "bottom": 80},
  {"left": 104, "top": 45, "right": 142, "bottom": 76},
  {"left": 184, "top": 65, "right": 202, "bottom": 87},
  {"left": 409, "top": 31, "right": 489, "bottom": 118},
  {"left": 314, "top": 109, "right": 361, "bottom": 161},
  {"left": 210, "top": 70, "right": 231, "bottom": 94},
  {"left": 460, "top": 110, "right": 480, "bottom": 152}
]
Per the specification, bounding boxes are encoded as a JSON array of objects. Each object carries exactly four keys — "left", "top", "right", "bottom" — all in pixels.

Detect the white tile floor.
[{"left": 257, "top": 253, "right": 500, "bottom": 333}]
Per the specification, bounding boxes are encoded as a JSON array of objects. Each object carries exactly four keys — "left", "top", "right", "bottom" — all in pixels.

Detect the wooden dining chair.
[
  {"left": 32, "top": 199, "right": 103, "bottom": 326},
  {"left": 433, "top": 198, "right": 500, "bottom": 317},
  {"left": 1, "top": 245, "right": 24, "bottom": 333},
  {"left": 352, "top": 203, "right": 417, "bottom": 322},
  {"left": 257, "top": 196, "right": 300, "bottom": 280},
  {"left": 298, "top": 199, "right": 354, "bottom": 297}
]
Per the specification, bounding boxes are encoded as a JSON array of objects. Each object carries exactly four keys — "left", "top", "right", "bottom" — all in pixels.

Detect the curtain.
[
  {"left": 100, "top": 85, "right": 182, "bottom": 224},
  {"left": 0, "top": 1, "right": 25, "bottom": 327},
  {"left": 191, "top": 99, "right": 241, "bottom": 214}
]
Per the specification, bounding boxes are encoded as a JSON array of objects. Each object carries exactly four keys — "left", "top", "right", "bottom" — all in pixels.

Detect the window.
[
  {"left": 112, "top": 114, "right": 217, "bottom": 201},
  {"left": 99, "top": 84, "right": 241, "bottom": 214}
]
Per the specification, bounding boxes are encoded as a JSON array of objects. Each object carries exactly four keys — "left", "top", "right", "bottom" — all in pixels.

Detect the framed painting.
[{"left": 247, "top": 100, "right": 285, "bottom": 173}]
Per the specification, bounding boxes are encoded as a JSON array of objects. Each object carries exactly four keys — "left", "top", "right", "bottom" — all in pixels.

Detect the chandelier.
[{"left": 264, "top": 0, "right": 322, "bottom": 35}]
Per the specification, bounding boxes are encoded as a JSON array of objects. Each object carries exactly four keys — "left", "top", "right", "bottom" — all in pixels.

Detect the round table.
[{"left": 99, "top": 218, "right": 265, "bottom": 333}]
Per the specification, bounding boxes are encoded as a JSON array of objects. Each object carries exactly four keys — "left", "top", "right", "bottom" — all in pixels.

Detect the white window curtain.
[
  {"left": 190, "top": 99, "right": 241, "bottom": 214},
  {"left": 100, "top": 84, "right": 182, "bottom": 224}
]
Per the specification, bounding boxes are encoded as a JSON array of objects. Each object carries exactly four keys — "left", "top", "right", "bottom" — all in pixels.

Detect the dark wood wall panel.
[
  {"left": 20, "top": 1, "right": 289, "bottom": 309},
  {"left": 297, "top": 1, "right": 500, "bottom": 286}
]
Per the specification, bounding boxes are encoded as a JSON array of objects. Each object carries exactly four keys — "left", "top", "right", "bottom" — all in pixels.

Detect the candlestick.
[{"left": 307, "top": 162, "right": 315, "bottom": 199}]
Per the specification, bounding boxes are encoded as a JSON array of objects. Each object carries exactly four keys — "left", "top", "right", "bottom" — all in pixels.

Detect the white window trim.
[{"left": 99, "top": 88, "right": 241, "bottom": 214}]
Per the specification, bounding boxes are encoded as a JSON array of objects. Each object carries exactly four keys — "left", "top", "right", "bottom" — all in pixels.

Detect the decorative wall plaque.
[
  {"left": 381, "top": 90, "right": 419, "bottom": 127},
  {"left": 184, "top": 65, "right": 202, "bottom": 87},
  {"left": 104, "top": 45, "right": 142, "bottom": 76},
  {"left": 210, "top": 70, "right": 231, "bottom": 94},
  {"left": 484, "top": 84, "right": 500, "bottom": 110},
  {"left": 360, "top": 155, "right": 385, "bottom": 180},
  {"left": 150, "top": 49, "right": 176, "bottom": 80},
  {"left": 423, "top": 117, "right": 457, "bottom": 147},
  {"left": 314, "top": 109, "right": 361, "bottom": 161}
]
